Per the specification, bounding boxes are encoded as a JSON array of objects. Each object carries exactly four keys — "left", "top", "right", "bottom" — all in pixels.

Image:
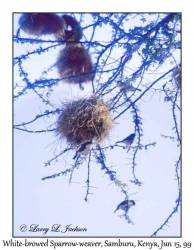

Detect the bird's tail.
[{"left": 127, "top": 146, "right": 131, "bottom": 152}]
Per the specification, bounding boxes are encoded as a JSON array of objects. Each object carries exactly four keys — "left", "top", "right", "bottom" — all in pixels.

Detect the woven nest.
[
  {"left": 19, "top": 13, "right": 66, "bottom": 40},
  {"left": 62, "top": 14, "right": 83, "bottom": 42},
  {"left": 57, "top": 43, "right": 94, "bottom": 83},
  {"left": 55, "top": 96, "right": 114, "bottom": 146},
  {"left": 172, "top": 65, "right": 181, "bottom": 89}
]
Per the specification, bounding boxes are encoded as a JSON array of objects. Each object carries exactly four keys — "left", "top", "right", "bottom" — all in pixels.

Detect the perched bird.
[
  {"left": 126, "top": 85, "right": 141, "bottom": 92},
  {"left": 114, "top": 200, "right": 135, "bottom": 213},
  {"left": 73, "top": 141, "right": 93, "bottom": 160},
  {"left": 116, "top": 133, "right": 135, "bottom": 146},
  {"left": 117, "top": 78, "right": 141, "bottom": 92}
]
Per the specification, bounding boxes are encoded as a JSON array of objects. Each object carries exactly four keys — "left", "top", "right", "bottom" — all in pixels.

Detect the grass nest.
[
  {"left": 55, "top": 96, "right": 114, "bottom": 147},
  {"left": 57, "top": 43, "right": 94, "bottom": 84},
  {"left": 19, "top": 13, "right": 66, "bottom": 40},
  {"left": 61, "top": 14, "right": 83, "bottom": 42}
]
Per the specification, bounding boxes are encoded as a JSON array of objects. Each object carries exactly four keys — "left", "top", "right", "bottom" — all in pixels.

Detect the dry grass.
[
  {"left": 55, "top": 96, "right": 114, "bottom": 147},
  {"left": 57, "top": 43, "right": 94, "bottom": 84}
]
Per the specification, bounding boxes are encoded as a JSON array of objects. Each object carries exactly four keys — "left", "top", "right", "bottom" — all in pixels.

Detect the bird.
[
  {"left": 114, "top": 200, "right": 135, "bottom": 213},
  {"left": 117, "top": 78, "right": 141, "bottom": 92},
  {"left": 116, "top": 133, "right": 135, "bottom": 146},
  {"left": 126, "top": 85, "right": 141, "bottom": 92},
  {"left": 73, "top": 140, "right": 93, "bottom": 160}
]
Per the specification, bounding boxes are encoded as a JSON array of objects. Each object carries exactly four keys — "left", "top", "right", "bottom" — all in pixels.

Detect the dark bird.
[
  {"left": 114, "top": 200, "right": 135, "bottom": 213},
  {"left": 116, "top": 133, "right": 135, "bottom": 146},
  {"left": 73, "top": 141, "right": 93, "bottom": 160},
  {"left": 117, "top": 78, "right": 141, "bottom": 92}
]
